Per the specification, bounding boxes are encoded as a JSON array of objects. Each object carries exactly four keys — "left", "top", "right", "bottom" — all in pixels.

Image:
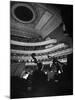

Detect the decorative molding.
[{"left": 11, "top": 39, "right": 57, "bottom": 46}]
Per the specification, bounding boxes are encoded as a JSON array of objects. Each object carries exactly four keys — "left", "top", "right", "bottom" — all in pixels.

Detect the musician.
[
  {"left": 47, "top": 56, "right": 64, "bottom": 81},
  {"left": 48, "top": 56, "right": 63, "bottom": 73}
]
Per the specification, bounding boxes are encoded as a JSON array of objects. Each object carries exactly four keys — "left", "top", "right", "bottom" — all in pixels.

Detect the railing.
[
  {"left": 11, "top": 48, "right": 72, "bottom": 62},
  {"left": 11, "top": 43, "right": 67, "bottom": 54},
  {"left": 11, "top": 39, "right": 57, "bottom": 46}
]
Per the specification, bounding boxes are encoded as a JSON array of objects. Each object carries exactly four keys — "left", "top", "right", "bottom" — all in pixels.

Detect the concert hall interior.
[{"left": 10, "top": 1, "right": 73, "bottom": 99}]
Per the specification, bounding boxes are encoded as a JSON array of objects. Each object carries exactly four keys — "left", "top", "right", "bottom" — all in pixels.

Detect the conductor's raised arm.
[{"left": 31, "top": 53, "right": 37, "bottom": 63}]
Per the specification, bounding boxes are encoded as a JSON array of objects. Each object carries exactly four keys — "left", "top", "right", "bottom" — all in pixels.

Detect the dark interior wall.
[
  {"left": 47, "top": 3, "right": 73, "bottom": 37},
  {"left": 57, "top": 4, "right": 73, "bottom": 38}
]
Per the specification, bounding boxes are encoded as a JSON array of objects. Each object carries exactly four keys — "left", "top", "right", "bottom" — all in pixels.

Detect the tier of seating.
[{"left": 11, "top": 48, "right": 72, "bottom": 64}]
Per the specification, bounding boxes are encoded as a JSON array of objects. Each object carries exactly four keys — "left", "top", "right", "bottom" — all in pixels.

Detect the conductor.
[{"left": 31, "top": 53, "right": 47, "bottom": 87}]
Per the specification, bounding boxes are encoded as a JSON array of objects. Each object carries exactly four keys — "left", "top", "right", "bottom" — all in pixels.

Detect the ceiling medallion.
[{"left": 12, "top": 3, "right": 36, "bottom": 23}]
